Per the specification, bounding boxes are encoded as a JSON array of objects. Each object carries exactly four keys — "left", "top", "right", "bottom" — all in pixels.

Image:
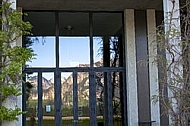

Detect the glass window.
[
  {"left": 25, "top": 37, "right": 55, "bottom": 67},
  {"left": 26, "top": 73, "right": 38, "bottom": 126},
  {"left": 59, "top": 37, "right": 90, "bottom": 67},
  {"left": 59, "top": 13, "right": 90, "bottom": 67},
  {"left": 24, "top": 12, "right": 55, "bottom": 67},
  {"left": 93, "top": 13, "right": 123, "bottom": 67}
]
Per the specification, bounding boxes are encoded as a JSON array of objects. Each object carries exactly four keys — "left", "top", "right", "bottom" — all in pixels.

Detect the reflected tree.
[{"left": 96, "top": 35, "right": 124, "bottom": 124}]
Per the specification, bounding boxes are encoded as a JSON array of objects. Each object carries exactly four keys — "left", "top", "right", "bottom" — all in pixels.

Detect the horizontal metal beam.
[{"left": 24, "top": 67, "right": 125, "bottom": 73}]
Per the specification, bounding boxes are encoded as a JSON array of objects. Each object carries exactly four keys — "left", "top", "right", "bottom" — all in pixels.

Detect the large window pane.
[
  {"left": 26, "top": 37, "right": 55, "bottom": 67},
  {"left": 26, "top": 72, "right": 55, "bottom": 126},
  {"left": 59, "top": 37, "right": 90, "bottom": 67},
  {"left": 24, "top": 12, "right": 56, "bottom": 67},
  {"left": 111, "top": 71, "right": 123, "bottom": 125},
  {"left": 42, "top": 73, "right": 55, "bottom": 125},
  {"left": 26, "top": 73, "right": 38, "bottom": 126},
  {"left": 96, "top": 71, "right": 123, "bottom": 125},
  {"left": 93, "top": 13, "right": 123, "bottom": 67},
  {"left": 61, "top": 72, "right": 73, "bottom": 125},
  {"left": 59, "top": 12, "right": 90, "bottom": 67},
  {"left": 78, "top": 72, "right": 90, "bottom": 126},
  {"left": 93, "top": 37, "right": 103, "bottom": 67},
  {"left": 96, "top": 72, "right": 104, "bottom": 125},
  {"left": 24, "top": 12, "right": 55, "bottom": 36},
  {"left": 24, "top": 11, "right": 125, "bottom": 126}
]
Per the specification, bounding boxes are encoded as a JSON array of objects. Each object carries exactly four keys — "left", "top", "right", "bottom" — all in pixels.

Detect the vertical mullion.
[
  {"left": 107, "top": 71, "right": 113, "bottom": 126},
  {"left": 22, "top": 75, "right": 26, "bottom": 126},
  {"left": 103, "top": 36, "right": 110, "bottom": 126},
  {"left": 122, "top": 71, "right": 127, "bottom": 126},
  {"left": 73, "top": 71, "right": 78, "bottom": 126},
  {"left": 121, "top": 20, "right": 128, "bottom": 125},
  {"left": 89, "top": 12, "right": 97, "bottom": 126},
  {"left": 55, "top": 12, "right": 62, "bottom": 126},
  {"left": 89, "top": 12, "right": 94, "bottom": 67},
  {"left": 38, "top": 71, "right": 43, "bottom": 126},
  {"left": 54, "top": 71, "right": 61, "bottom": 126},
  {"left": 89, "top": 70, "right": 97, "bottom": 126},
  {"left": 55, "top": 12, "right": 59, "bottom": 68}
]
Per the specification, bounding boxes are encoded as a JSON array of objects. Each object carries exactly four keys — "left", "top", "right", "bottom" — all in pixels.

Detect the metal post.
[
  {"left": 38, "top": 72, "right": 43, "bottom": 126},
  {"left": 73, "top": 71, "right": 79, "bottom": 126},
  {"left": 89, "top": 12, "right": 97, "bottom": 126},
  {"left": 55, "top": 11, "right": 62, "bottom": 126}
]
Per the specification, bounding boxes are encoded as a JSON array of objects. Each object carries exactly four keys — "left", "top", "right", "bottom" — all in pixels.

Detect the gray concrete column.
[
  {"left": 16, "top": 7, "right": 23, "bottom": 126},
  {"left": 147, "top": 9, "right": 160, "bottom": 126},
  {"left": 124, "top": 9, "right": 139, "bottom": 126},
  {"left": 1, "top": 1, "right": 22, "bottom": 126}
]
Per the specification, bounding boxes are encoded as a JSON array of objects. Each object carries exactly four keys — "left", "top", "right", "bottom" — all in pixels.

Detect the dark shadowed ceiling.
[
  {"left": 24, "top": 12, "right": 123, "bottom": 36},
  {"left": 20, "top": 0, "right": 163, "bottom": 36},
  {"left": 18, "top": 0, "right": 163, "bottom": 11}
]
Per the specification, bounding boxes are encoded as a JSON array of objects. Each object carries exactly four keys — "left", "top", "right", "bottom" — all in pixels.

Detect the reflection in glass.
[
  {"left": 93, "top": 37, "right": 103, "bottom": 67},
  {"left": 96, "top": 72, "right": 104, "bottom": 124},
  {"left": 24, "top": 11, "right": 125, "bottom": 126},
  {"left": 93, "top": 13, "right": 122, "bottom": 36},
  {"left": 59, "top": 37, "right": 90, "bottom": 67},
  {"left": 96, "top": 72, "right": 123, "bottom": 125},
  {"left": 42, "top": 73, "right": 54, "bottom": 125},
  {"left": 59, "top": 12, "right": 90, "bottom": 68},
  {"left": 26, "top": 73, "right": 38, "bottom": 126},
  {"left": 93, "top": 13, "right": 123, "bottom": 68},
  {"left": 93, "top": 36, "right": 122, "bottom": 68},
  {"left": 59, "top": 13, "right": 89, "bottom": 36},
  {"left": 61, "top": 72, "right": 73, "bottom": 125},
  {"left": 24, "top": 12, "right": 55, "bottom": 36},
  {"left": 25, "top": 37, "right": 55, "bottom": 67},
  {"left": 26, "top": 72, "right": 55, "bottom": 126},
  {"left": 24, "top": 12, "right": 56, "bottom": 68},
  {"left": 77, "top": 72, "right": 90, "bottom": 126},
  {"left": 111, "top": 72, "right": 122, "bottom": 125},
  {"left": 110, "top": 37, "right": 120, "bottom": 67}
]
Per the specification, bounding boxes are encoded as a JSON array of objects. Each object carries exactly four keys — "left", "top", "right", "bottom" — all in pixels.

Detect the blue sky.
[{"left": 27, "top": 36, "right": 102, "bottom": 79}]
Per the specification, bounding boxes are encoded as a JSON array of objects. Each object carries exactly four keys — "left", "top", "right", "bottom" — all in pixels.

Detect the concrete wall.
[{"left": 124, "top": 9, "right": 167, "bottom": 126}]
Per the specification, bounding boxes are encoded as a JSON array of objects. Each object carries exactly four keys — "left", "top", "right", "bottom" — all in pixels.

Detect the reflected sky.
[
  {"left": 26, "top": 36, "right": 102, "bottom": 67},
  {"left": 59, "top": 37, "right": 90, "bottom": 67}
]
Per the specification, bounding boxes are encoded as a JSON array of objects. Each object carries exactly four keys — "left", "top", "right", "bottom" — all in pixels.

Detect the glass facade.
[{"left": 24, "top": 12, "right": 126, "bottom": 126}]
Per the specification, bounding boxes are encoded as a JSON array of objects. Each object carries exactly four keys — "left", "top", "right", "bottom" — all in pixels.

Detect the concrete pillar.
[
  {"left": 147, "top": 9, "right": 160, "bottom": 126},
  {"left": 1, "top": 1, "right": 22, "bottom": 126},
  {"left": 124, "top": 9, "right": 139, "bottom": 126},
  {"left": 16, "top": 7, "right": 23, "bottom": 126}
]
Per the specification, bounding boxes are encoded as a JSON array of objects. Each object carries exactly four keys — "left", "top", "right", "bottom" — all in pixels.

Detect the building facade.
[{"left": 3, "top": 0, "right": 182, "bottom": 126}]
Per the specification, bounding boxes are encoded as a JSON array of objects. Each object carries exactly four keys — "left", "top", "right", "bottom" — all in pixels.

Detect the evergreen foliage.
[{"left": 0, "top": 0, "right": 34, "bottom": 123}]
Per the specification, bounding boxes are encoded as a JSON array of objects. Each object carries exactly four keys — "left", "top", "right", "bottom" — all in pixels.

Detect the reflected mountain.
[
  {"left": 27, "top": 60, "right": 103, "bottom": 103},
  {"left": 27, "top": 59, "right": 120, "bottom": 108}
]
